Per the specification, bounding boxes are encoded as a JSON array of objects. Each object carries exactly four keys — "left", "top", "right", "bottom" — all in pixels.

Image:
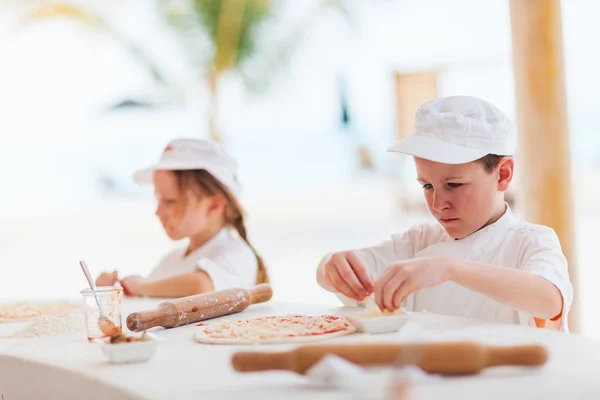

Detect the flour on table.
[{"left": 3, "top": 310, "right": 85, "bottom": 338}]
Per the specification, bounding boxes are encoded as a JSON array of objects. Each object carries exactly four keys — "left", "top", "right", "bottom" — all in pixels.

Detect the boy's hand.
[
  {"left": 374, "top": 257, "right": 453, "bottom": 310},
  {"left": 120, "top": 275, "right": 145, "bottom": 296},
  {"left": 95, "top": 271, "right": 118, "bottom": 287},
  {"left": 322, "top": 251, "right": 374, "bottom": 301}
]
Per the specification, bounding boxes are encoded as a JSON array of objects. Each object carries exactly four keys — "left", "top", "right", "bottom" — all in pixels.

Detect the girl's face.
[
  {"left": 153, "top": 170, "right": 224, "bottom": 240},
  {"left": 414, "top": 157, "right": 513, "bottom": 239}
]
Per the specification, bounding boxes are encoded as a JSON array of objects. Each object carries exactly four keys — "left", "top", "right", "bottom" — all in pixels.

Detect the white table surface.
[{"left": 1, "top": 299, "right": 599, "bottom": 400}]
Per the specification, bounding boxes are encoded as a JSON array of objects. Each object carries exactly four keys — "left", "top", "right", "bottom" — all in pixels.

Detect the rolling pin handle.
[{"left": 249, "top": 284, "right": 273, "bottom": 305}]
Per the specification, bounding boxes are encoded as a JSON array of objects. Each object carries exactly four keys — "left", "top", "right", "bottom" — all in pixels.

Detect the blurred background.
[{"left": 0, "top": 0, "right": 598, "bottom": 335}]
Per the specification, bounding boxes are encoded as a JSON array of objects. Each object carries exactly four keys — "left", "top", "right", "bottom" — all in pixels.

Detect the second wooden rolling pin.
[
  {"left": 231, "top": 342, "right": 548, "bottom": 375},
  {"left": 127, "top": 284, "right": 273, "bottom": 332}
]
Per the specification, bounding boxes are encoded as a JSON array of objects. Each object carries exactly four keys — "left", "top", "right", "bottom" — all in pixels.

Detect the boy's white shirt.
[
  {"left": 147, "top": 228, "right": 258, "bottom": 290},
  {"left": 323, "top": 206, "right": 573, "bottom": 332}
]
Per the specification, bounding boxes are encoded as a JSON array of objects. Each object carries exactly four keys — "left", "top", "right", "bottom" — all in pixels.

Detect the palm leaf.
[
  {"left": 162, "top": 0, "right": 272, "bottom": 74},
  {"left": 161, "top": 0, "right": 354, "bottom": 93},
  {"left": 20, "top": 1, "right": 359, "bottom": 97},
  {"left": 22, "top": 3, "right": 104, "bottom": 26}
]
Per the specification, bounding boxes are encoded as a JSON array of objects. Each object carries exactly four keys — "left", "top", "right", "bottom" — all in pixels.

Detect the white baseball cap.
[
  {"left": 133, "top": 138, "right": 241, "bottom": 198},
  {"left": 387, "top": 95, "right": 517, "bottom": 164}
]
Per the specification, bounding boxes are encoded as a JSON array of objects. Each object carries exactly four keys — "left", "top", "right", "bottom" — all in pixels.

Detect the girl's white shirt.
[{"left": 148, "top": 228, "right": 258, "bottom": 290}]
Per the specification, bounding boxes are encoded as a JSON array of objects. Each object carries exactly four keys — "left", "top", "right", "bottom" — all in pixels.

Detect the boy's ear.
[{"left": 497, "top": 157, "right": 514, "bottom": 192}]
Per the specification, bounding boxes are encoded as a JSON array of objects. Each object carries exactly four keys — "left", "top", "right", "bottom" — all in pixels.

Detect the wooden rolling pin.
[
  {"left": 126, "top": 284, "right": 272, "bottom": 332},
  {"left": 232, "top": 342, "right": 548, "bottom": 375}
]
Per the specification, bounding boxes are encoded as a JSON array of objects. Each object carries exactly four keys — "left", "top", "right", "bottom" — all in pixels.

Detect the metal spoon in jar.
[{"left": 79, "top": 260, "right": 119, "bottom": 336}]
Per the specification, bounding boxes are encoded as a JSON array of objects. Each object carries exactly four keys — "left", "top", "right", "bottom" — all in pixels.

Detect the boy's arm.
[
  {"left": 376, "top": 256, "right": 564, "bottom": 319},
  {"left": 375, "top": 227, "right": 571, "bottom": 323},
  {"left": 514, "top": 227, "right": 572, "bottom": 325},
  {"left": 449, "top": 260, "right": 563, "bottom": 319}
]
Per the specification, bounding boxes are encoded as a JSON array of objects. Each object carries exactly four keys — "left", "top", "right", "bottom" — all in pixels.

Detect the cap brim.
[
  {"left": 386, "top": 135, "right": 490, "bottom": 164},
  {"left": 133, "top": 161, "right": 209, "bottom": 184},
  {"left": 133, "top": 167, "right": 155, "bottom": 184}
]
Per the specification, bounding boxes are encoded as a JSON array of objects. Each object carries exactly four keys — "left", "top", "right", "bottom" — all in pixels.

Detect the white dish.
[
  {"left": 345, "top": 313, "right": 406, "bottom": 334},
  {"left": 100, "top": 333, "right": 159, "bottom": 364}
]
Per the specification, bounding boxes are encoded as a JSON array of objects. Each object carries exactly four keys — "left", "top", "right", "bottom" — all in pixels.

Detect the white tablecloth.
[{"left": 1, "top": 299, "right": 599, "bottom": 400}]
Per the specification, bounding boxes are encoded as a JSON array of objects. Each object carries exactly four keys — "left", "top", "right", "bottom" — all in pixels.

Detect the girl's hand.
[
  {"left": 120, "top": 275, "right": 146, "bottom": 296},
  {"left": 374, "top": 257, "right": 453, "bottom": 310},
  {"left": 95, "top": 271, "right": 119, "bottom": 287}
]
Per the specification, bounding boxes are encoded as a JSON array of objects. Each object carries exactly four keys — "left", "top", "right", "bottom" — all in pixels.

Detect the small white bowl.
[
  {"left": 100, "top": 333, "right": 159, "bottom": 364},
  {"left": 345, "top": 314, "right": 406, "bottom": 334}
]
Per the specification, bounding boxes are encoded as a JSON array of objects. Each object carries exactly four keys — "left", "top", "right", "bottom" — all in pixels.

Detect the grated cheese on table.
[
  {"left": 361, "top": 294, "right": 406, "bottom": 316},
  {"left": 0, "top": 301, "right": 79, "bottom": 320}
]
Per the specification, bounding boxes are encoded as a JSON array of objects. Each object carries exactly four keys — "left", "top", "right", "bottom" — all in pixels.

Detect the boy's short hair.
[{"left": 477, "top": 154, "right": 505, "bottom": 173}]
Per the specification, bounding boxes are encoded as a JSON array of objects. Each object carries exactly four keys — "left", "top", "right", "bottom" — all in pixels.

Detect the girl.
[
  {"left": 96, "top": 138, "right": 268, "bottom": 297},
  {"left": 316, "top": 96, "right": 573, "bottom": 332}
]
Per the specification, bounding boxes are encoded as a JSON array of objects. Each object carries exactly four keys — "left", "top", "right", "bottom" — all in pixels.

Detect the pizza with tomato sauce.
[{"left": 193, "top": 314, "right": 357, "bottom": 344}]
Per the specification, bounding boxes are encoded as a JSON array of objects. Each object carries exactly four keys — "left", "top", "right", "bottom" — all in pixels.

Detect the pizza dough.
[
  {"left": 0, "top": 301, "right": 80, "bottom": 322},
  {"left": 194, "top": 314, "right": 357, "bottom": 345}
]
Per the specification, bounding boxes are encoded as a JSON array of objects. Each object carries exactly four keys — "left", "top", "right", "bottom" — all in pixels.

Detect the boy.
[{"left": 316, "top": 96, "right": 573, "bottom": 332}]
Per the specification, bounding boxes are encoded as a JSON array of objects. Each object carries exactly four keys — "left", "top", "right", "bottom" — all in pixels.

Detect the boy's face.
[{"left": 414, "top": 157, "right": 513, "bottom": 239}]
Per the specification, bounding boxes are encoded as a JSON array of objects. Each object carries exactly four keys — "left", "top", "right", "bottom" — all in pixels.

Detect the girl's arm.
[{"left": 122, "top": 271, "right": 214, "bottom": 298}]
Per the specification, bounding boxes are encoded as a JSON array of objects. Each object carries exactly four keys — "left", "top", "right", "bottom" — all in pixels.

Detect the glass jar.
[{"left": 80, "top": 286, "right": 123, "bottom": 341}]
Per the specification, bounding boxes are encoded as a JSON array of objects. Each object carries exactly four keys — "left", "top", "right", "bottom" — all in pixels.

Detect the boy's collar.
[{"left": 454, "top": 203, "right": 513, "bottom": 241}]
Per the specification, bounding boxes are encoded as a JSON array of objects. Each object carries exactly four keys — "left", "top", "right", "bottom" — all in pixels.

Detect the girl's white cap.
[
  {"left": 133, "top": 138, "right": 241, "bottom": 198},
  {"left": 387, "top": 95, "right": 517, "bottom": 164}
]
